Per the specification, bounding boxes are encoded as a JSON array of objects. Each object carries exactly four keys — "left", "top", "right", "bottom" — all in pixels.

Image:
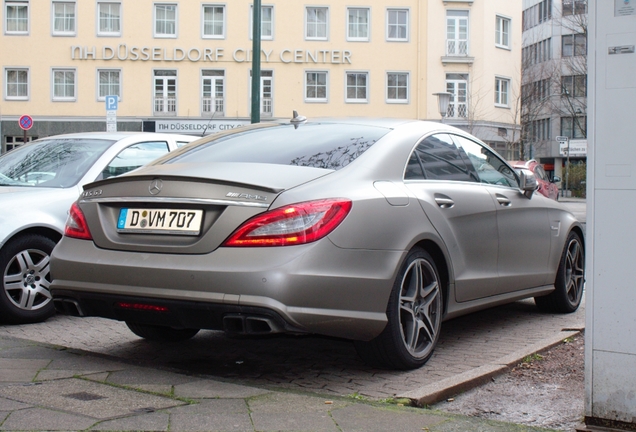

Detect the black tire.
[
  {"left": 126, "top": 322, "right": 200, "bottom": 342},
  {"left": 535, "top": 231, "right": 585, "bottom": 313},
  {"left": 355, "top": 248, "right": 443, "bottom": 370},
  {"left": 0, "top": 234, "right": 56, "bottom": 324}
]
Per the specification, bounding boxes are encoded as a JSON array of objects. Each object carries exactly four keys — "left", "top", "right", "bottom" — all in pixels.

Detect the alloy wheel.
[{"left": 398, "top": 257, "right": 442, "bottom": 359}]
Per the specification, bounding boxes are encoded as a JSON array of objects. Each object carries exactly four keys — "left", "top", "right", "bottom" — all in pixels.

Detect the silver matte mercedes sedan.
[{"left": 50, "top": 118, "right": 585, "bottom": 370}]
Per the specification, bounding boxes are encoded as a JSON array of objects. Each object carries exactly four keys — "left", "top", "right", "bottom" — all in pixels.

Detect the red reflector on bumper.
[{"left": 115, "top": 302, "right": 169, "bottom": 313}]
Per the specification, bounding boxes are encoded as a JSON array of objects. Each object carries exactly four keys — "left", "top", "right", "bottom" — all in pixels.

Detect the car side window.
[
  {"left": 453, "top": 135, "right": 518, "bottom": 187},
  {"left": 405, "top": 134, "right": 477, "bottom": 182},
  {"left": 102, "top": 141, "right": 170, "bottom": 179}
]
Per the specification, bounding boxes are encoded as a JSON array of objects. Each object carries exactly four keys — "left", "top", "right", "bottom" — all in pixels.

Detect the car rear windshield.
[
  {"left": 0, "top": 138, "right": 114, "bottom": 188},
  {"left": 163, "top": 123, "right": 390, "bottom": 171}
]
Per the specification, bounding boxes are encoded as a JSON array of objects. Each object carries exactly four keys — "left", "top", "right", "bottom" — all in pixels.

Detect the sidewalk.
[{"left": 0, "top": 334, "right": 557, "bottom": 431}]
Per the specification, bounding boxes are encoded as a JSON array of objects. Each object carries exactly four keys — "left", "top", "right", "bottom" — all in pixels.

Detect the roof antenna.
[{"left": 290, "top": 110, "right": 307, "bottom": 129}]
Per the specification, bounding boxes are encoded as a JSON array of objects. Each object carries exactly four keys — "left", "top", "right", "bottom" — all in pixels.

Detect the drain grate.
[{"left": 64, "top": 391, "right": 107, "bottom": 401}]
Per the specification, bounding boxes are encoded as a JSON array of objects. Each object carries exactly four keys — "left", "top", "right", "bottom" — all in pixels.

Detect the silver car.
[
  {"left": 0, "top": 132, "right": 198, "bottom": 324},
  {"left": 50, "top": 119, "right": 585, "bottom": 370}
]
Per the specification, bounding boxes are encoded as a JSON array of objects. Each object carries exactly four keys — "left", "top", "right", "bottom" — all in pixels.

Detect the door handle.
[
  {"left": 434, "top": 196, "right": 455, "bottom": 209},
  {"left": 495, "top": 194, "right": 511, "bottom": 207}
]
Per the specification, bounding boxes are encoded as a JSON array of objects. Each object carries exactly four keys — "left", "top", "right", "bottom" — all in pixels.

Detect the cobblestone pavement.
[{"left": 0, "top": 298, "right": 585, "bottom": 401}]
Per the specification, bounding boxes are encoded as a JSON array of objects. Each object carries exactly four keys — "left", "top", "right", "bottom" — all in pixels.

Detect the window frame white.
[
  {"left": 386, "top": 71, "right": 409, "bottom": 104},
  {"left": 495, "top": 14, "right": 511, "bottom": 49},
  {"left": 345, "top": 71, "right": 369, "bottom": 103},
  {"left": 201, "top": 69, "right": 225, "bottom": 116},
  {"left": 51, "top": 68, "right": 76, "bottom": 101},
  {"left": 5, "top": 0, "right": 29, "bottom": 35},
  {"left": 97, "top": 1, "right": 122, "bottom": 37},
  {"left": 346, "top": 7, "right": 370, "bottom": 42},
  {"left": 386, "top": 8, "right": 409, "bottom": 42},
  {"left": 249, "top": 4, "right": 274, "bottom": 40},
  {"left": 495, "top": 76, "right": 511, "bottom": 108},
  {"left": 304, "top": 70, "right": 329, "bottom": 103},
  {"left": 202, "top": 4, "right": 225, "bottom": 39},
  {"left": 153, "top": 3, "right": 177, "bottom": 39},
  {"left": 305, "top": 6, "right": 329, "bottom": 41},
  {"left": 97, "top": 68, "right": 121, "bottom": 101},
  {"left": 153, "top": 69, "right": 178, "bottom": 115},
  {"left": 446, "top": 9, "right": 469, "bottom": 56},
  {"left": 4, "top": 67, "right": 29, "bottom": 100},
  {"left": 51, "top": 1, "right": 76, "bottom": 36}
]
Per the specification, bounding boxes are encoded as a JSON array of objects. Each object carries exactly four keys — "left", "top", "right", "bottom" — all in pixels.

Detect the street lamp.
[{"left": 433, "top": 92, "right": 452, "bottom": 122}]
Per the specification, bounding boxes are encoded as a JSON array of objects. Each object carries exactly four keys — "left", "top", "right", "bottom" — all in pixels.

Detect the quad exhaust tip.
[{"left": 223, "top": 314, "right": 282, "bottom": 335}]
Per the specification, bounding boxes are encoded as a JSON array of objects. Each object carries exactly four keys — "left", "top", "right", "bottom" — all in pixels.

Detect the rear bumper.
[{"left": 50, "top": 236, "right": 406, "bottom": 341}]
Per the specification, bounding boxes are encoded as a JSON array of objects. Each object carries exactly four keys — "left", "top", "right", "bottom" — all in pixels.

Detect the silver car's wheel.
[
  {"left": 535, "top": 231, "right": 585, "bottom": 313},
  {"left": 126, "top": 322, "right": 200, "bottom": 342},
  {"left": 355, "top": 248, "right": 443, "bottom": 370},
  {"left": 0, "top": 234, "right": 56, "bottom": 324}
]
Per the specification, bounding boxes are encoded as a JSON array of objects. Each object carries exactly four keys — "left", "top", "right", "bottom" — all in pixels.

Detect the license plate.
[{"left": 117, "top": 208, "right": 203, "bottom": 235}]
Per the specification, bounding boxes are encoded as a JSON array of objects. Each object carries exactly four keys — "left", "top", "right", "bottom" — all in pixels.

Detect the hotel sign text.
[{"left": 71, "top": 46, "right": 353, "bottom": 64}]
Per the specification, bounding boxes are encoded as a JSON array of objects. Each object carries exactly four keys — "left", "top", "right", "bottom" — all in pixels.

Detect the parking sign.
[{"left": 105, "top": 95, "right": 118, "bottom": 111}]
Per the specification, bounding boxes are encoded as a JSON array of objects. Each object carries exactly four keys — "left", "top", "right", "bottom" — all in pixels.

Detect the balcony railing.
[
  {"left": 153, "top": 97, "right": 176, "bottom": 116},
  {"left": 446, "top": 39, "right": 468, "bottom": 56},
  {"left": 202, "top": 97, "right": 224, "bottom": 115},
  {"left": 447, "top": 103, "right": 468, "bottom": 119},
  {"left": 261, "top": 97, "right": 272, "bottom": 116}
]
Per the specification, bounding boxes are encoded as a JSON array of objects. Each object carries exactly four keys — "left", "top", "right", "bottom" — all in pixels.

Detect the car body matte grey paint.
[{"left": 49, "top": 120, "right": 583, "bottom": 344}]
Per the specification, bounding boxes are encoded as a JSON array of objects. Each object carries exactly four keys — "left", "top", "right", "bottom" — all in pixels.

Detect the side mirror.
[
  {"left": 552, "top": 175, "right": 562, "bottom": 183},
  {"left": 519, "top": 169, "right": 538, "bottom": 199}
]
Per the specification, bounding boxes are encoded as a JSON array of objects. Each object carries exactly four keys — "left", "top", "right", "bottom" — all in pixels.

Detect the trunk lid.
[{"left": 78, "top": 163, "right": 332, "bottom": 254}]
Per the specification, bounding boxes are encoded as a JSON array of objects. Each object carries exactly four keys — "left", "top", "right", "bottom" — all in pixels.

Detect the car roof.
[{"left": 34, "top": 131, "right": 195, "bottom": 141}]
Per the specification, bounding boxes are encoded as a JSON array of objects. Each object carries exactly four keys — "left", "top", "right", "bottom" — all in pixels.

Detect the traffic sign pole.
[{"left": 18, "top": 115, "right": 34, "bottom": 146}]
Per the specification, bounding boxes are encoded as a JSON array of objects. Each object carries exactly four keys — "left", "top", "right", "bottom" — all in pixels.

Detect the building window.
[
  {"left": 522, "top": 38, "right": 552, "bottom": 65},
  {"left": 346, "top": 72, "right": 368, "bottom": 103},
  {"left": 154, "top": 3, "right": 177, "bottom": 38},
  {"left": 386, "top": 72, "right": 409, "bottom": 103},
  {"left": 446, "top": 73, "right": 468, "bottom": 118},
  {"left": 52, "top": 1, "right": 75, "bottom": 36},
  {"left": 97, "top": 2, "right": 121, "bottom": 36},
  {"left": 250, "top": 5, "right": 273, "bottom": 40},
  {"left": 249, "top": 70, "right": 274, "bottom": 116},
  {"left": 52, "top": 69, "right": 76, "bottom": 101},
  {"left": 5, "top": 68, "right": 28, "bottom": 99},
  {"left": 347, "top": 8, "right": 369, "bottom": 42},
  {"left": 560, "top": 116, "right": 586, "bottom": 138},
  {"left": 305, "top": 71, "right": 328, "bottom": 102},
  {"left": 495, "top": 15, "right": 510, "bottom": 49},
  {"left": 495, "top": 77, "right": 510, "bottom": 107},
  {"left": 446, "top": 10, "right": 468, "bottom": 55},
  {"left": 154, "top": 70, "right": 177, "bottom": 115},
  {"left": 562, "top": 34, "right": 586, "bottom": 57},
  {"left": 562, "top": 0, "right": 586, "bottom": 16},
  {"left": 523, "top": 0, "right": 552, "bottom": 30},
  {"left": 201, "top": 70, "right": 224, "bottom": 115},
  {"left": 98, "top": 69, "right": 120, "bottom": 100},
  {"left": 386, "top": 8, "right": 408, "bottom": 41},
  {"left": 305, "top": 7, "right": 328, "bottom": 40},
  {"left": 562, "top": 75, "right": 586, "bottom": 98},
  {"left": 529, "top": 118, "right": 551, "bottom": 141},
  {"left": 5, "top": 1, "right": 29, "bottom": 34},
  {"left": 202, "top": 4, "right": 224, "bottom": 39}
]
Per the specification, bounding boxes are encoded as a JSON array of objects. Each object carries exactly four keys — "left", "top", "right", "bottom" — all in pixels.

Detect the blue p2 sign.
[{"left": 105, "top": 95, "right": 118, "bottom": 111}]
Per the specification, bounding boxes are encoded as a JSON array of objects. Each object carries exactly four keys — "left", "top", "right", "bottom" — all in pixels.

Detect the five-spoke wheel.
[{"left": 355, "top": 248, "right": 443, "bottom": 370}]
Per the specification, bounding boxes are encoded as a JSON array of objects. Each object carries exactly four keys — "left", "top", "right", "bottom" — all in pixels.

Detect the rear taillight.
[
  {"left": 64, "top": 202, "right": 93, "bottom": 240},
  {"left": 223, "top": 198, "right": 352, "bottom": 247}
]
